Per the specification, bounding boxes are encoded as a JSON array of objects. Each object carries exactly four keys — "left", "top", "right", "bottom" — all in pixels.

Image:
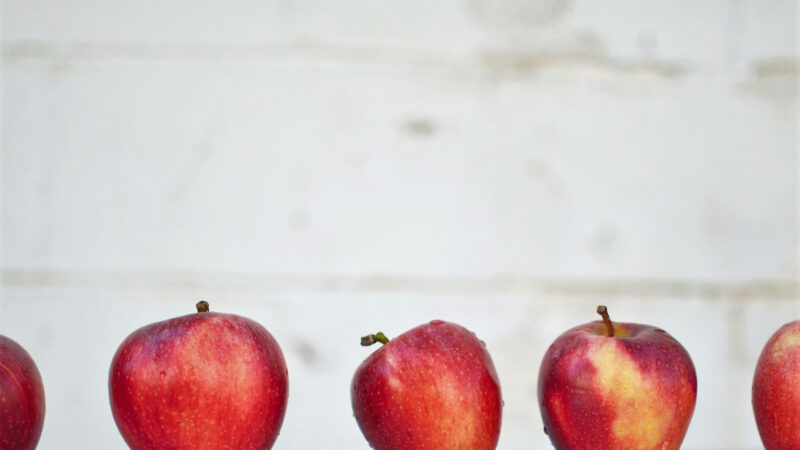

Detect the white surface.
[
  {"left": 1, "top": 0, "right": 798, "bottom": 448},
  {"left": 2, "top": 61, "right": 795, "bottom": 279}
]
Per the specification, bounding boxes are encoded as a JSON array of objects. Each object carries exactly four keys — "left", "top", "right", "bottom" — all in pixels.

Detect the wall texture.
[{"left": 1, "top": 1, "right": 798, "bottom": 448}]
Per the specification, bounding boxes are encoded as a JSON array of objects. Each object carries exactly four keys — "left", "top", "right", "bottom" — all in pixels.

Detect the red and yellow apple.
[
  {"left": 109, "top": 301, "right": 288, "bottom": 449},
  {"left": 538, "top": 306, "right": 696, "bottom": 450},
  {"left": 0, "top": 335, "right": 45, "bottom": 450},
  {"left": 352, "top": 320, "right": 503, "bottom": 450},
  {"left": 752, "top": 320, "right": 800, "bottom": 449}
]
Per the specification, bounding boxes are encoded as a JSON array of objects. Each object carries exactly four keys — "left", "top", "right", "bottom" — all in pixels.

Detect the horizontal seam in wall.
[
  {"left": 0, "top": 270, "right": 796, "bottom": 299},
  {"left": 2, "top": 40, "right": 692, "bottom": 78}
]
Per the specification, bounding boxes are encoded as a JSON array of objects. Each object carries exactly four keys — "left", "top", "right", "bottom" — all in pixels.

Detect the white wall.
[{"left": 1, "top": 1, "right": 798, "bottom": 448}]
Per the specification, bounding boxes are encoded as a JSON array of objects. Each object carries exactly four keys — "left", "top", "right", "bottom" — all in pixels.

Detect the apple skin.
[
  {"left": 752, "top": 320, "right": 800, "bottom": 450},
  {"left": 0, "top": 335, "right": 45, "bottom": 450},
  {"left": 109, "top": 306, "right": 288, "bottom": 450},
  {"left": 538, "top": 317, "right": 696, "bottom": 450},
  {"left": 352, "top": 320, "right": 503, "bottom": 450}
]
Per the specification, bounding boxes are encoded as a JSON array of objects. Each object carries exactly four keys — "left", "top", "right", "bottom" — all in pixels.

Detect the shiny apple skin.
[
  {"left": 752, "top": 320, "right": 800, "bottom": 450},
  {"left": 538, "top": 320, "right": 696, "bottom": 450},
  {"left": 352, "top": 320, "right": 503, "bottom": 450},
  {"left": 0, "top": 335, "right": 45, "bottom": 450},
  {"left": 109, "top": 311, "right": 288, "bottom": 450}
]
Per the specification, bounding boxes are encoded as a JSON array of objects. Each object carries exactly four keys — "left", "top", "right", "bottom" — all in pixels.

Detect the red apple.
[
  {"left": 109, "top": 301, "right": 288, "bottom": 449},
  {"left": 538, "top": 306, "right": 696, "bottom": 450},
  {"left": 351, "top": 320, "right": 503, "bottom": 450},
  {"left": 0, "top": 335, "right": 45, "bottom": 450},
  {"left": 752, "top": 320, "right": 800, "bottom": 449}
]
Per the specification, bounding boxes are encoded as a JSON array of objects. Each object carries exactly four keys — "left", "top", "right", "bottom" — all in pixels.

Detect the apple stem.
[
  {"left": 196, "top": 301, "right": 210, "bottom": 313},
  {"left": 360, "top": 332, "right": 389, "bottom": 346},
  {"left": 596, "top": 305, "right": 615, "bottom": 337}
]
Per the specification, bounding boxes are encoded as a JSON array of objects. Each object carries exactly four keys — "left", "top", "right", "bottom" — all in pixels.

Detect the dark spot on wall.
[
  {"left": 401, "top": 118, "right": 437, "bottom": 138},
  {"left": 294, "top": 340, "right": 321, "bottom": 366}
]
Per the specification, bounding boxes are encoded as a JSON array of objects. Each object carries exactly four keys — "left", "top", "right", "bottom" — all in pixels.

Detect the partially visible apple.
[
  {"left": 0, "top": 335, "right": 45, "bottom": 450},
  {"left": 109, "top": 301, "right": 288, "bottom": 449},
  {"left": 538, "top": 306, "right": 696, "bottom": 450},
  {"left": 352, "top": 320, "right": 503, "bottom": 450},
  {"left": 752, "top": 320, "right": 800, "bottom": 449}
]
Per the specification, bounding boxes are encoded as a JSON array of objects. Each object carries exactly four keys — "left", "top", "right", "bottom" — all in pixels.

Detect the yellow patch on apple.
[
  {"left": 589, "top": 340, "right": 667, "bottom": 448},
  {"left": 771, "top": 330, "right": 800, "bottom": 360}
]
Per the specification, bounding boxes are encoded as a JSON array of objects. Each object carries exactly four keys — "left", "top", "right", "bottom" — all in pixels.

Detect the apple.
[
  {"left": 0, "top": 335, "right": 45, "bottom": 450},
  {"left": 752, "top": 320, "right": 800, "bottom": 449},
  {"left": 538, "top": 306, "right": 696, "bottom": 450},
  {"left": 109, "top": 301, "right": 288, "bottom": 449},
  {"left": 351, "top": 320, "right": 503, "bottom": 450}
]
